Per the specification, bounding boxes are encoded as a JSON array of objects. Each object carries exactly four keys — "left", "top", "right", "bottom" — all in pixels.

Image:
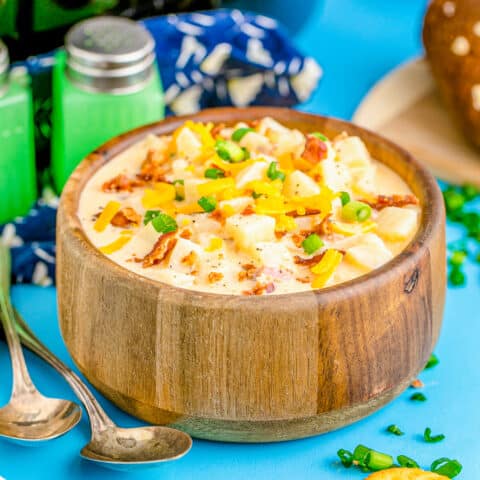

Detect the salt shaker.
[{"left": 51, "top": 16, "right": 165, "bottom": 192}]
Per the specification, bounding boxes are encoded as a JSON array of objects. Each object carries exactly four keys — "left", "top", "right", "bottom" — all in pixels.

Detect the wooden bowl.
[{"left": 57, "top": 107, "right": 446, "bottom": 443}]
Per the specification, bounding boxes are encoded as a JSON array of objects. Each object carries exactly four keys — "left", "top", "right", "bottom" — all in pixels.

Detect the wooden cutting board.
[{"left": 353, "top": 58, "right": 480, "bottom": 187}]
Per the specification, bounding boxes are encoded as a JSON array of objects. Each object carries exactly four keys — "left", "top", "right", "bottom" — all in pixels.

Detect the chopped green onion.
[
  {"left": 302, "top": 234, "right": 324, "bottom": 255},
  {"left": 205, "top": 168, "right": 225, "bottom": 179},
  {"left": 232, "top": 127, "right": 254, "bottom": 142},
  {"left": 461, "top": 183, "right": 479, "bottom": 201},
  {"left": 431, "top": 458, "right": 463, "bottom": 478},
  {"left": 215, "top": 140, "right": 246, "bottom": 163},
  {"left": 340, "top": 191, "right": 351, "bottom": 206},
  {"left": 267, "top": 161, "right": 286, "bottom": 181},
  {"left": 410, "top": 392, "right": 427, "bottom": 402},
  {"left": 365, "top": 450, "right": 394, "bottom": 471},
  {"left": 311, "top": 132, "right": 329, "bottom": 142},
  {"left": 449, "top": 250, "right": 467, "bottom": 266},
  {"left": 449, "top": 266, "right": 466, "bottom": 287},
  {"left": 443, "top": 189, "right": 465, "bottom": 213},
  {"left": 151, "top": 213, "right": 178, "bottom": 234},
  {"left": 252, "top": 192, "right": 262, "bottom": 199},
  {"left": 397, "top": 455, "right": 420, "bottom": 468},
  {"left": 144, "top": 210, "right": 161, "bottom": 225},
  {"left": 198, "top": 195, "right": 217, "bottom": 213},
  {"left": 424, "top": 353, "right": 439, "bottom": 370},
  {"left": 173, "top": 179, "right": 185, "bottom": 201},
  {"left": 386, "top": 424, "right": 404, "bottom": 436},
  {"left": 353, "top": 444, "right": 371, "bottom": 468},
  {"left": 337, "top": 449, "right": 354, "bottom": 468},
  {"left": 424, "top": 427, "right": 445, "bottom": 443},
  {"left": 342, "top": 201, "right": 372, "bottom": 223}
]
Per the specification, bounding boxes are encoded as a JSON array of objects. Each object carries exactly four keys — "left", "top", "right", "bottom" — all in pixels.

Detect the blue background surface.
[{"left": 2, "top": 1, "right": 479, "bottom": 478}]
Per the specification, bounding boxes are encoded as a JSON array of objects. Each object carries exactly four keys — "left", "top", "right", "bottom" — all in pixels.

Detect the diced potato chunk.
[
  {"left": 168, "top": 238, "right": 204, "bottom": 273},
  {"left": 345, "top": 233, "right": 393, "bottom": 271},
  {"left": 283, "top": 170, "right": 321, "bottom": 197},
  {"left": 252, "top": 242, "right": 294, "bottom": 268},
  {"left": 376, "top": 207, "right": 419, "bottom": 241},
  {"left": 273, "top": 129, "right": 305, "bottom": 157},
  {"left": 256, "top": 117, "right": 289, "bottom": 137},
  {"left": 219, "top": 196, "right": 253, "bottom": 214},
  {"left": 319, "top": 158, "right": 351, "bottom": 192},
  {"left": 125, "top": 222, "right": 159, "bottom": 258},
  {"left": 239, "top": 132, "right": 271, "bottom": 152},
  {"left": 183, "top": 179, "right": 207, "bottom": 204},
  {"left": 171, "top": 158, "right": 190, "bottom": 179},
  {"left": 235, "top": 161, "right": 268, "bottom": 188},
  {"left": 176, "top": 127, "right": 202, "bottom": 160},
  {"left": 335, "top": 136, "right": 371, "bottom": 169},
  {"left": 225, "top": 214, "right": 276, "bottom": 252}
]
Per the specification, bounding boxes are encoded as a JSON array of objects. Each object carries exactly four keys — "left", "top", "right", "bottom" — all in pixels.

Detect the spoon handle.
[
  {"left": 0, "top": 244, "right": 36, "bottom": 396},
  {"left": 12, "top": 309, "right": 115, "bottom": 432}
]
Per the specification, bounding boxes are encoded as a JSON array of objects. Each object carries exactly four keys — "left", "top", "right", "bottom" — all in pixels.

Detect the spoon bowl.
[
  {"left": 0, "top": 390, "right": 81, "bottom": 443},
  {"left": 13, "top": 311, "right": 192, "bottom": 469},
  {"left": 80, "top": 425, "right": 192, "bottom": 469},
  {"left": 0, "top": 244, "right": 82, "bottom": 444}
]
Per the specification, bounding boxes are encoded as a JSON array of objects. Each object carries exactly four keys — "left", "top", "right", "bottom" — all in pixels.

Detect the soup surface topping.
[{"left": 78, "top": 117, "right": 420, "bottom": 295}]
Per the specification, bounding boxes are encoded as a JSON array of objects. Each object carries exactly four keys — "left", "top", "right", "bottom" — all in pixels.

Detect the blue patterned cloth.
[{"left": 1, "top": 9, "right": 321, "bottom": 286}]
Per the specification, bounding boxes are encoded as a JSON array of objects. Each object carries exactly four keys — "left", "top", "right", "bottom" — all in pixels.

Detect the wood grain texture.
[{"left": 57, "top": 107, "right": 446, "bottom": 442}]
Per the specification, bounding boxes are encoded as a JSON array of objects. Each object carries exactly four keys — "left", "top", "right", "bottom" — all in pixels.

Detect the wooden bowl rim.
[{"left": 59, "top": 106, "right": 444, "bottom": 304}]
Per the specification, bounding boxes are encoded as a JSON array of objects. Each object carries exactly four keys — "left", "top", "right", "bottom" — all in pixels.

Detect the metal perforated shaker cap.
[
  {"left": 65, "top": 16, "right": 155, "bottom": 94},
  {"left": 0, "top": 39, "right": 9, "bottom": 93}
]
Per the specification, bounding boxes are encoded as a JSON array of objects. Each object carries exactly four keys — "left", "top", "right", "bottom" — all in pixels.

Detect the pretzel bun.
[{"left": 423, "top": 0, "right": 480, "bottom": 148}]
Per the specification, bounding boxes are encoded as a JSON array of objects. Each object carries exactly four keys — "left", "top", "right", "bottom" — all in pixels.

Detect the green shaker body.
[
  {"left": 51, "top": 50, "right": 164, "bottom": 193},
  {"left": 0, "top": 72, "right": 37, "bottom": 223}
]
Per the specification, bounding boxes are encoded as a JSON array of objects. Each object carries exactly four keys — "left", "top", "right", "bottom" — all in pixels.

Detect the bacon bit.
[
  {"left": 209, "top": 209, "right": 225, "bottom": 224},
  {"left": 179, "top": 229, "right": 192, "bottom": 239},
  {"left": 411, "top": 379, "right": 424, "bottom": 389},
  {"left": 294, "top": 249, "right": 345, "bottom": 266},
  {"left": 181, "top": 251, "right": 197, "bottom": 267},
  {"left": 110, "top": 207, "right": 141, "bottom": 228},
  {"left": 313, "top": 215, "right": 333, "bottom": 235},
  {"left": 238, "top": 263, "right": 261, "bottom": 281},
  {"left": 140, "top": 232, "right": 177, "bottom": 268},
  {"left": 291, "top": 233, "right": 306, "bottom": 248},
  {"left": 275, "top": 230, "right": 287, "bottom": 239},
  {"left": 265, "top": 282, "right": 275, "bottom": 293},
  {"left": 292, "top": 216, "right": 332, "bottom": 246},
  {"left": 286, "top": 208, "right": 322, "bottom": 217},
  {"left": 102, "top": 174, "right": 144, "bottom": 193},
  {"left": 241, "top": 204, "right": 255, "bottom": 216},
  {"left": 211, "top": 123, "right": 226, "bottom": 138},
  {"left": 296, "top": 277, "right": 311, "bottom": 284},
  {"left": 137, "top": 149, "right": 171, "bottom": 182},
  {"left": 301, "top": 135, "right": 328, "bottom": 164},
  {"left": 208, "top": 272, "right": 224, "bottom": 283},
  {"left": 242, "top": 282, "right": 275, "bottom": 295},
  {"left": 362, "top": 194, "right": 419, "bottom": 210},
  {"left": 294, "top": 253, "right": 325, "bottom": 266},
  {"left": 249, "top": 119, "right": 260, "bottom": 129}
]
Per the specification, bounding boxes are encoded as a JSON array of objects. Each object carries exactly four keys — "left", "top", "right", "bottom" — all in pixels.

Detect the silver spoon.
[
  {"left": 12, "top": 307, "right": 192, "bottom": 470},
  {"left": 0, "top": 245, "right": 82, "bottom": 443}
]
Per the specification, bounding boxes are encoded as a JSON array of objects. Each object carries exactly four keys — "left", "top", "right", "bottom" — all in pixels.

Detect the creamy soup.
[{"left": 78, "top": 117, "right": 420, "bottom": 295}]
